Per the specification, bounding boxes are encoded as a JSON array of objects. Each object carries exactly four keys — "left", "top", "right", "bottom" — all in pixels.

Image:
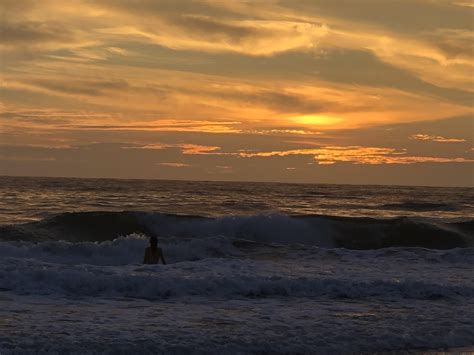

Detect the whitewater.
[{"left": 1, "top": 176, "right": 473, "bottom": 354}]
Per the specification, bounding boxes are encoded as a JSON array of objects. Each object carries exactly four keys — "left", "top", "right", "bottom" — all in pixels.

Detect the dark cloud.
[
  {"left": 0, "top": 21, "right": 74, "bottom": 45},
  {"left": 170, "top": 15, "right": 259, "bottom": 44},
  {"left": 199, "top": 49, "right": 473, "bottom": 107},
  {"left": 95, "top": 0, "right": 239, "bottom": 20},
  {"left": 312, "top": 50, "right": 473, "bottom": 107},
  {"left": 129, "top": 47, "right": 473, "bottom": 107},
  {"left": 216, "top": 90, "right": 327, "bottom": 114},
  {"left": 246, "top": 91, "right": 325, "bottom": 113},
  {"left": 0, "top": 0, "right": 38, "bottom": 15},
  {"left": 27, "top": 79, "right": 130, "bottom": 96},
  {"left": 285, "top": 0, "right": 473, "bottom": 32},
  {"left": 430, "top": 31, "right": 474, "bottom": 60}
]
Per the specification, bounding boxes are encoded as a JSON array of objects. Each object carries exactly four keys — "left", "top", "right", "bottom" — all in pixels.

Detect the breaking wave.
[
  {"left": 1, "top": 211, "right": 472, "bottom": 250},
  {"left": 1, "top": 235, "right": 473, "bottom": 267},
  {"left": 1, "top": 255, "right": 473, "bottom": 300}
]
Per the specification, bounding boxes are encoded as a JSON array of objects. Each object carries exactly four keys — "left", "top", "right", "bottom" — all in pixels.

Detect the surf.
[{"left": 1, "top": 211, "right": 472, "bottom": 249}]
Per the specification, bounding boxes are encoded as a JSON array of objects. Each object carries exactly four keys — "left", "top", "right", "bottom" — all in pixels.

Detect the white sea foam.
[
  {"left": 1, "top": 235, "right": 473, "bottom": 267},
  {"left": 0, "top": 235, "right": 241, "bottom": 266},
  {"left": 1, "top": 237, "right": 473, "bottom": 354},
  {"left": 1, "top": 237, "right": 473, "bottom": 300},
  {"left": 1, "top": 256, "right": 473, "bottom": 299}
]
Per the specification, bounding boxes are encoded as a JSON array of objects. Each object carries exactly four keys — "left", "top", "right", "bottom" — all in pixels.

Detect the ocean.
[{"left": 1, "top": 176, "right": 473, "bottom": 354}]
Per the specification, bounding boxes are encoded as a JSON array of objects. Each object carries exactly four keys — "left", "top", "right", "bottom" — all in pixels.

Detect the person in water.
[{"left": 143, "top": 236, "right": 166, "bottom": 264}]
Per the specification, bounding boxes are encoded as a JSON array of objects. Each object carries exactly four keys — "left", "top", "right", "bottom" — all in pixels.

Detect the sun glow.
[{"left": 291, "top": 115, "right": 343, "bottom": 126}]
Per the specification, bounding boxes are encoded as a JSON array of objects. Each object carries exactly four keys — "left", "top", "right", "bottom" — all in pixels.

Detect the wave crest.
[{"left": 1, "top": 211, "right": 472, "bottom": 250}]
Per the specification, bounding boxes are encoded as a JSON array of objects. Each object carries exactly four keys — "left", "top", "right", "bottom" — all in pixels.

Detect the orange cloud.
[
  {"left": 158, "top": 162, "right": 191, "bottom": 168},
  {"left": 128, "top": 143, "right": 227, "bottom": 155},
  {"left": 409, "top": 134, "right": 466, "bottom": 143},
  {"left": 179, "top": 144, "right": 222, "bottom": 155},
  {"left": 136, "top": 144, "right": 168, "bottom": 150},
  {"left": 239, "top": 146, "right": 473, "bottom": 165},
  {"left": 98, "top": 19, "right": 328, "bottom": 56}
]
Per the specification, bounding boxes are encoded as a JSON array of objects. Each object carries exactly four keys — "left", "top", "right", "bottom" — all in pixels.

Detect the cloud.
[
  {"left": 0, "top": 0, "right": 472, "bottom": 186},
  {"left": 239, "top": 146, "right": 473, "bottom": 165},
  {"left": 454, "top": 1, "right": 474, "bottom": 8},
  {"left": 179, "top": 144, "right": 222, "bottom": 155},
  {"left": 409, "top": 134, "right": 466, "bottom": 143},
  {"left": 95, "top": 0, "right": 329, "bottom": 56},
  {"left": 126, "top": 143, "right": 228, "bottom": 155},
  {"left": 0, "top": 108, "right": 242, "bottom": 134},
  {"left": 158, "top": 162, "right": 191, "bottom": 167},
  {"left": 288, "top": 0, "right": 473, "bottom": 33},
  {"left": 0, "top": 21, "right": 75, "bottom": 46},
  {"left": 215, "top": 89, "right": 330, "bottom": 114},
  {"left": 0, "top": 155, "right": 57, "bottom": 162},
  {"left": 132, "top": 144, "right": 167, "bottom": 150},
  {"left": 25, "top": 78, "right": 130, "bottom": 96},
  {"left": 78, "top": 121, "right": 241, "bottom": 133},
  {"left": 428, "top": 29, "right": 474, "bottom": 61}
]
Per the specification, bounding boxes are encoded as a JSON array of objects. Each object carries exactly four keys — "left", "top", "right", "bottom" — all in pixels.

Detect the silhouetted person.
[{"left": 143, "top": 236, "right": 166, "bottom": 264}]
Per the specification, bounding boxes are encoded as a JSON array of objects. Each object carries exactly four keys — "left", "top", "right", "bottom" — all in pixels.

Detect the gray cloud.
[
  {"left": 285, "top": 0, "right": 473, "bottom": 33},
  {"left": 0, "top": 21, "right": 74, "bottom": 45},
  {"left": 0, "top": 0, "right": 38, "bottom": 15},
  {"left": 148, "top": 48, "right": 473, "bottom": 107},
  {"left": 26, "top": 79, "right": 130, "bottom": 96},
  {"left": 429, "top": 30, "right": 474, "bottom": 60},
  {"left": 170, "top": 15, "right": 258, "bottom": 44},
  {"left": 94, "top": 0, "right": 238, "bottom": 20}
]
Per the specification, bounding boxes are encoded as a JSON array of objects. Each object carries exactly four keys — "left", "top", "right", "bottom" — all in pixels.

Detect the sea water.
[{"left": 0, "top": 176, "right": 473, "bottom": 353}]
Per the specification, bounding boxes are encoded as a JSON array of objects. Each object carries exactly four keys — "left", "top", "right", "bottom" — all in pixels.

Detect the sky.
[{"left": 0, "top": 0, "right": 473, "bottom": 186}]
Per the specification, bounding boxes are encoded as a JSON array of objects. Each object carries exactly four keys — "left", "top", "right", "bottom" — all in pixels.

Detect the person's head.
[{"left": 149, "top": 236, "right": 158, "bottom": 249}]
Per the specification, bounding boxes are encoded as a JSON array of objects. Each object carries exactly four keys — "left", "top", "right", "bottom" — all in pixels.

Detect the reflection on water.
[{"left": 0, "top": 176, "right": 472, "bottom": 224}]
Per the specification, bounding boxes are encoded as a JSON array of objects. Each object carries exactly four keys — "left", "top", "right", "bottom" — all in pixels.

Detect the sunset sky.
[{"left": 1, "top": 0, "right": 473, "bottom": 186}]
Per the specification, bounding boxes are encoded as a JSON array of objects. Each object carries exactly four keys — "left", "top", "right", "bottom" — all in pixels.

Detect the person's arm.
[{"left": 160, "top": 248, "right": 166, "bottom": 265}]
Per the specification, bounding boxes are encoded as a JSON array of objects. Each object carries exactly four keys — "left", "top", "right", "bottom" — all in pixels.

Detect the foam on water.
[
  {"left": 0, "top": 235, "right": 241, "bottom": 266},
  {"left": 1, "top": 234, "right": 473, "bottom": 266},
  {"left": 2, "top": 256, "right": 474, "bottom": 300},
  {"left": 1, "top": 236, "right": 473, "bottom": 300}
]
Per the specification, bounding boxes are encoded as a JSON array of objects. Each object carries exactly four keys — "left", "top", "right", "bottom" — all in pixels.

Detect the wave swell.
[{"left": 1, "top": 211, "right": 472, "bottom": 249}]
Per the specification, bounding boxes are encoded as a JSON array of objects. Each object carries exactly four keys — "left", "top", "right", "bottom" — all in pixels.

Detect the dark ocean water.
[
  {"left": 1, "top": 176, "right": 473, "bottom": 353},
  {"left": 1, "top": 175, "right": 473, "bottom": 224},
  {"left": 1, "top": 175, "right": 473, "bottom": 249}
]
